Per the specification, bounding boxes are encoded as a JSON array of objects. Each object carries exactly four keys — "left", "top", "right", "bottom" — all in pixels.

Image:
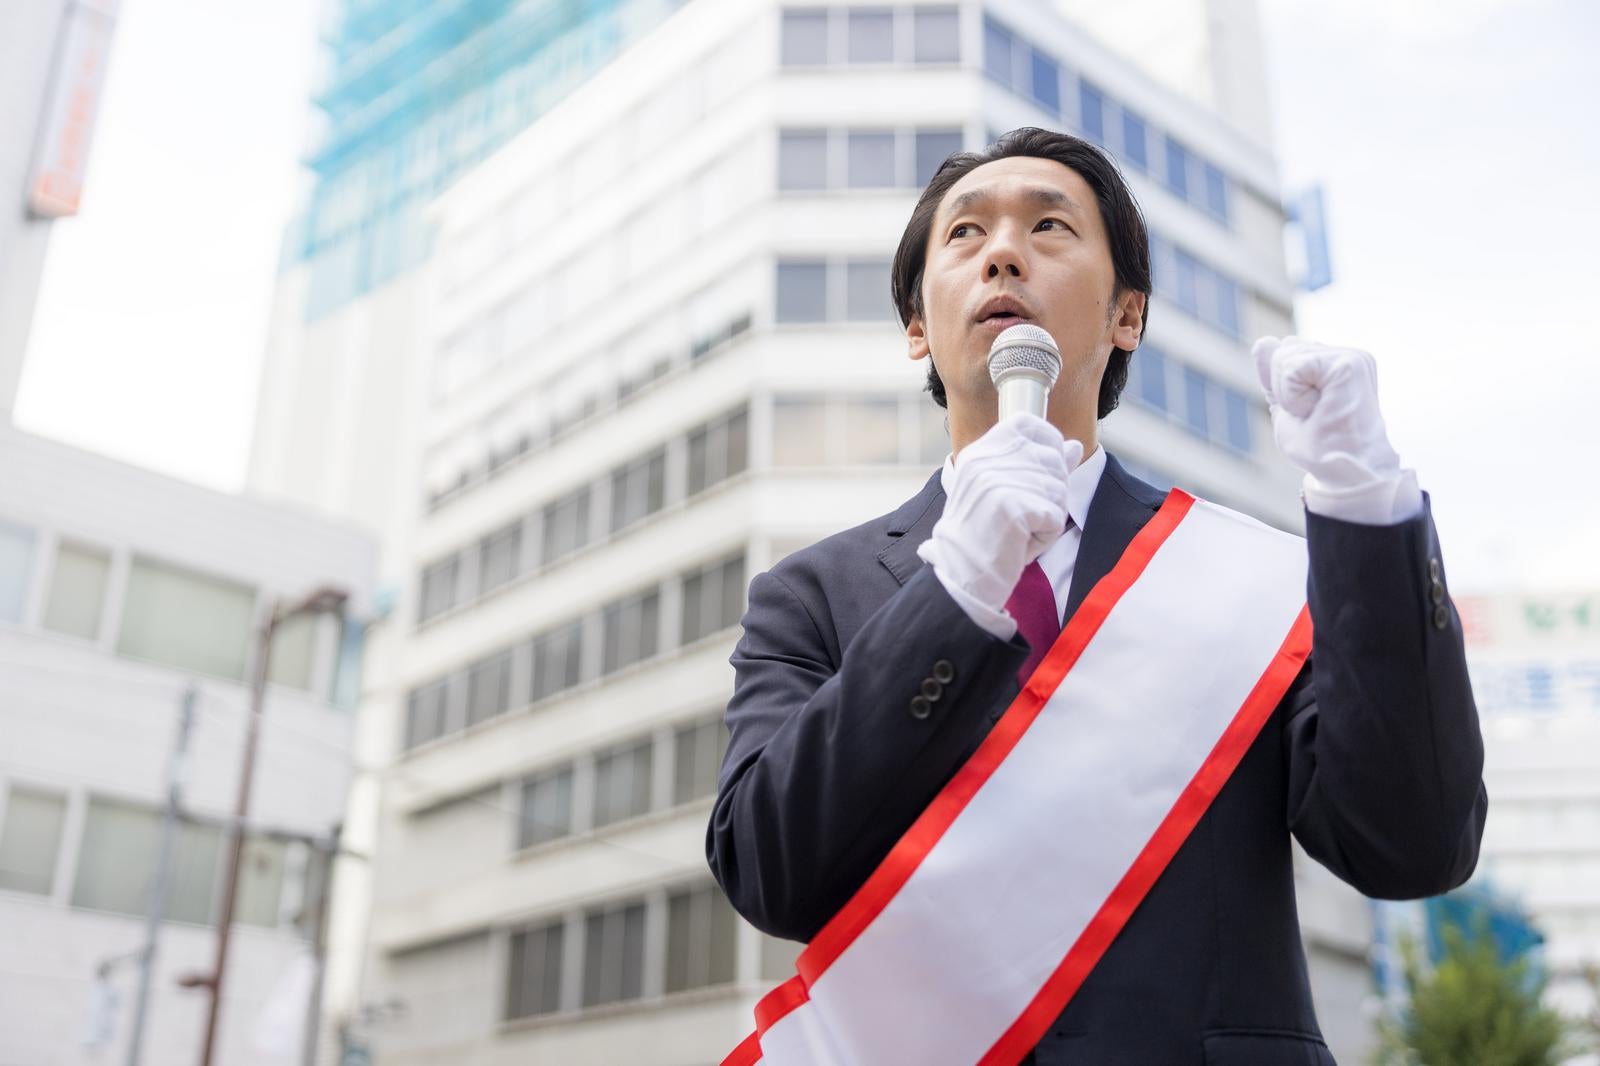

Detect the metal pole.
[
  {"left": 195, "top": 600, "right": 278, "bottom": 1066},
  {"left": 126, "top": 684, "right": 196, "bottom": 1066},
  {"left": 300, "top": 823, "right": 340, "bottom": 1066}
]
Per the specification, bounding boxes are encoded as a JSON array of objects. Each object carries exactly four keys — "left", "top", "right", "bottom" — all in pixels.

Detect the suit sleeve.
[
  {"left": 707, "top": 563, "right": 1029, "bottom": 942},
  {"left": 1283, "top": 492, "right": 1489, "bottom": 899}
]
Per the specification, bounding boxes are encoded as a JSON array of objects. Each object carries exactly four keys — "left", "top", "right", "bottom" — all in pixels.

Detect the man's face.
[{"left": 907, "top": 155, "right": 1143, "bottom": 426}]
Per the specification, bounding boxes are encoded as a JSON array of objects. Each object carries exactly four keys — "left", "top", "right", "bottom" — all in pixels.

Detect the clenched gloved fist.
[
  {"left": 917, "top": 412, "right": 1084, "bottom": 640},
  {"left": 1253, "top": 335, "right": 1423, "bottom": 525}
]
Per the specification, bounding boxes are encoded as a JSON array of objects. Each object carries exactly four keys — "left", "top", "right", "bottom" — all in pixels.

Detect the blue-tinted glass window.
[
  {"left": 1212, "top": 274, "right": 1241, "bottom": 338},
  {"left": 1223, "top": 389, "right": 1252, "bottom": 452},
  {"left": 1183, "top": 367, "right": 1210, "bottom": 437},
  {"left": 778, "top": 130, "right": 828, "bottom": 190},
  {"left": 1173, "top": 249, "right": 1200, "bottom": 315},
  {"left": 915, "top": 129, "right": 963, "bottom": 187},
  {"left": 1164, "top": 136, "right": 1189, "bottom": 199},
  {"left": 983, "top": 17, "right": 1014, "bottom": 87},
  {"left": 846, "top": 131, "right": 896, "bottom": 188},
  {"left": 781, "top": 11, "right": 829, "bottom": 66},
  {"left": 1120, "top": 109, "right": 1148, "bottom": 172},
  {"left": 1079, "top": 80, "right": 1105, "bottom": 144},
  {"left": 1029, "top": 49, "right": 1060, "bottom": 115},
  {"left": 776, "top": 261, "right": 828, "bottom": 322},
  {"left": 847, "top": 9, "right": 895, "bottom": 63},
  {"left": 1203, "top": 163, "right": 1229, "bottom": 223},
  {"left": 845, "top": 259, "right": 892, "bottom": 321},
  {"left": 913, "top": 7, "right": 959, "bottom": 63},
  {"left": 1136, "top": 346, "right": 1168, "bottom": 411}
]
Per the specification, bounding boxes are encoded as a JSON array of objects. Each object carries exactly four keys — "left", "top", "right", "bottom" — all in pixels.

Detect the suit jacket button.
[
  {"left": 910, "top": 695, "right": 933, "bottom": 720},
  {"left": 1429, "top": 557, "right": 1441, "bottom": 581},
  {"left": 1430, "top": 580, "right": 1446, "bottom": 604},
  {"left": 932, "top": 659, "right": 955, "bottom": 684},
  {"left": 1432, "top": 604, "right": 1450, "bottom": 630},
  {"left": 920, "top": 678, "right": 943, "bottom": 701}
]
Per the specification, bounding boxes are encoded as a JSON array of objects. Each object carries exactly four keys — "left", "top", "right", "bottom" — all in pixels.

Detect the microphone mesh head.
[{"left": 987, "top": 323, "right": 1061, "bottom": 387}]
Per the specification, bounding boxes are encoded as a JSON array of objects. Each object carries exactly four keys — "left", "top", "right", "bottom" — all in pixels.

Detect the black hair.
[{"left": 890, "top": 127, "right": 1152, "bottom": 419}]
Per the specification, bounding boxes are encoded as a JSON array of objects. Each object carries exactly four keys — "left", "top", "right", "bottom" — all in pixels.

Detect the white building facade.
[
  {"left": 1460, "top": 591, "right": 1600, "bottom": 1020},
  {"left": 0, "top": 426, "right": 375, "bottom": 1066},
  {"left": 329, "top": 0, "right": 1384, "bottom": 1063}
]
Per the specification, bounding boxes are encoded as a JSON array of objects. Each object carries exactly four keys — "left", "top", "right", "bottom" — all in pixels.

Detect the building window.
[
  {"left": 530, "top": 620, "right": 583, "bottom": 703},
  {"left": 914, "top": 129, "right": 962, "bottom": 187},
  {"left": 419, "top": 556, "right": 459, "bottom": 622},
  {"left": 479, "top": 524, "right": 521, "bottom": 596},
  {"left": 600, "top": 590, "right": 660, "bottom": 676},
  {"left": 843, "top": 397, "right": 900, "bottom": 463},
  {"left": 235, "top": 837, "right": 287, "bottom": 928},
  {"left": 43, "top": 540, "right": 110, "bottom": 640},
  {"left": 772, "top": 397, "right": 829, "bottom": 466},
  {"left": 0, "top": 786, "right": 67, "bottom": 895},
  {"left": 776, "top": 260, "right": 828, "bottom": 323},
  {"left": 777, "top": 130, "right": 828, "bottom": 191},
  {"left": 582, "top": 900, "right": 647, "bottom": 1007},
  {"left": 1164, "top": 136, "right": 1190, "bottom": 200},
  {"left": 1204, "top": 162, "right": 1230, "bottom": 223},
  {"left": 844, "top": 259, "right": 892, "bottom": 322},
  {"left": 1028, "top": 48, "right": 1060, "bottom": 115},
  {"left": 467, "top": 649, "right": 512, "bottom": 727},
  {"left": 405, "top": 679, "right": 450, "bottom": 750},
  {"left": 682, "top": 555, "right": 746, "bottom": 646},
  {"left": 518, "top": 767, "right": 574, "bottom": 849},
  {"left": 609, "top": 449, "right": 667, "bottom": 534},
  {"left": 592, "top": 739, "right": 653, "bottom": 829},
  {"left": 919, "top": 403, "right": 950, "bottom": 463},
  {"left": 982, "top": 16, "right": 1014, "bottom": 88},
  {"left": 687, "top": 406, "right": 750, "bottom": 497},
  {"left": 117, "top": 557, "right": 256, "bottom": 681},
  {"left": 1119, "top": 108, "right": 1148, "bottom": 172},
  {"left": 506, "top": 921, "right": 565, "bottom": 1020},
  {"left": 1136, "top": 347, "right": 1168, "bottom": 412},
  {"left": 780, "top": 9, "right": 829, "bottom": 66},
  {"left": 666, "top": 884, "right": 738, "bottom": 993},
  {"left": 674, "top": 718, "right": 728, "bottom": 806},
  {"left": 267, "top": 611, "right": 319, "bottom": 691},
  {"left": 71, "top": 799, "right": 222, "bottom": 925},
  {"left": 1224, "top": 389, "right": 1253, "bottom": 453},
  {"left": 1078, "top": 80, "right": 1106, "bottom": 145},
  {"left": 1183, "top": 366, "right": 1211, "bottom": 438},
  {"left": 541, "top": 486, "right": 591, "bottom": 566},
  {"left": 912, "top": 7, "right": 959, "bottom": 63},
  {"left": 846, "top": 8, "right": 894, "bottom": 64},
  {"left": 0, "top": 520, "right": 35, "bottom": 624},
  {"left": 846, "top": 130, "right": 896, "bottom": 188}
]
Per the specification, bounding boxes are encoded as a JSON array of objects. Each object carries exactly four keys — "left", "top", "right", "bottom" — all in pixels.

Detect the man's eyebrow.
[{"left": 942, "top": 185, "right": 1082, "bottom": 224}]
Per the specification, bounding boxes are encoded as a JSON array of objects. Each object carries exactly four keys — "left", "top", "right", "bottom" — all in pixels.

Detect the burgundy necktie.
[{"left": 1005, "top": 558, "right": 1063, "bottom": 687}]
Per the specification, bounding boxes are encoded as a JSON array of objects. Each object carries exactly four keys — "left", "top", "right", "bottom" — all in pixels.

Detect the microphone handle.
[{"left": 996, "top": 373, "right": 1050, "bottom": 421}]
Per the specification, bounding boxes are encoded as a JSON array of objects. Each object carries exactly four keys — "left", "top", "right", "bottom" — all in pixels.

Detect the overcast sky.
[{"left": 14, "top": 0, "right": 1597, "bottom": 593}]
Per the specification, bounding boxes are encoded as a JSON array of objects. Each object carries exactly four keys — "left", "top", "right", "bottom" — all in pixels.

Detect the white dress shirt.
[{"left": 935, "top": 445, "right": 1107, "bottom": 641}]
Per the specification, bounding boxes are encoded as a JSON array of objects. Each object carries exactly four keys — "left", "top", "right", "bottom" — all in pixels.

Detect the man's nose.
[{"left": 982, "top": 224, "right": 1027, "bottom": 280}]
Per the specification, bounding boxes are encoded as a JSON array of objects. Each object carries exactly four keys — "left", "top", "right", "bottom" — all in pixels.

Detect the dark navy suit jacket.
[{"left": 707, "top": 454, "right": 1488, "bottom": 1065}]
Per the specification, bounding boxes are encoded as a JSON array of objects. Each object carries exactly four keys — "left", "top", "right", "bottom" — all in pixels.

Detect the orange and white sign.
[{"left": 28, "top": 0, "right": 121, "bottom": 219}]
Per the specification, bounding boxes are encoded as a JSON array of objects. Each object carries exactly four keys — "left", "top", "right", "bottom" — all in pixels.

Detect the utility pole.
[
  {"left": 192, "top": 586, "right": 347, "bottom": 1066},
  {"left": 301, "top": 823, "right": 341, "bottom": 1066},
  {"left": 126, "top": 684, "right": 196, "bottom": 1066}
]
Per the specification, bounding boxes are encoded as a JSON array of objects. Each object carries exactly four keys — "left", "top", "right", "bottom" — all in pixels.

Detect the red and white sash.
[{"left": 725, "top": 490, "right": 1313, "bottom": 1066}]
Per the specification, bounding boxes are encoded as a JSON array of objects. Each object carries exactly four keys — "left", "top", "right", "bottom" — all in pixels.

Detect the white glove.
[
  {"left": 1253, "top": 335, "right": 1423, "bottom": 525},
  {"left": 917, "top": 413, "right": 1084, "bottom": 640}
]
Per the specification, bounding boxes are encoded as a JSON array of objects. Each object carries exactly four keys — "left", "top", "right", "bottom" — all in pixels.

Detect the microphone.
[{"left": 988, "top": 323, "right": 1061, "bottom": 421}]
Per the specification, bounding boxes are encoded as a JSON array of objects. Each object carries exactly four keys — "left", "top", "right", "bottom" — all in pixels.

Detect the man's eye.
[
  {"left": 950, "top": 223, "right": 976, "bottom": 239},
  {"left": 1036, "top": 218, "right": 1071, "bottom": 232}
]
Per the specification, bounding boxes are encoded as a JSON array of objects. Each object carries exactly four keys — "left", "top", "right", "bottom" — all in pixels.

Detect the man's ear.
[
  {"left": 907, "top": 311, "right": 930, "bottom": 362},
  {"left": 1111, "top": 290, "right": 1146, "bottom": 353}
]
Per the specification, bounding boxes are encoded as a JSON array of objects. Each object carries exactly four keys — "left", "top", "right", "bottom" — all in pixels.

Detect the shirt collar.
[{"left": 940, "top": 441, "right": 1106, "bottom": 532}]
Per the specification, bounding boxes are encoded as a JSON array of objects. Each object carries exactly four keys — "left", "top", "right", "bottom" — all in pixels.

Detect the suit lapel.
[{"left": 877, "top": 455, "right": 1167, "bottom": 620}]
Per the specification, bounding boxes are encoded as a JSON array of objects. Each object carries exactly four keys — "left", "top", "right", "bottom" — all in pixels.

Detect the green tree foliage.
[{"left": 1375, "top": 923, "right": 1572, "bottom": 1066}]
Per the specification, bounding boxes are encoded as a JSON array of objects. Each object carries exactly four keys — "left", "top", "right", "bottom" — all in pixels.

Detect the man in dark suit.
[{"left": 707, "top": 128, "right": 1487, "bottom": 1064}]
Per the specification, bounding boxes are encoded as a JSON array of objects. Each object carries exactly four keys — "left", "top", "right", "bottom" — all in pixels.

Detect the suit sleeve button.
[
  {"left": 1432, "top": 604, "right": 1450, "bottom": 630},
  {"left": 1430, "top": 580, "right": 1446, "bottom": 604},
  {"left": 920, "top": 678, "right": 943, "bottom": 701},
  {"left": 909, "top": 695, "right": 933, "bottom": 720},
  {"left": 932, "top": 659, "right": 955, "bottom": 684},
  {"left": 1428, "top": 557, "right": 1441, "bottom": 581}
]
